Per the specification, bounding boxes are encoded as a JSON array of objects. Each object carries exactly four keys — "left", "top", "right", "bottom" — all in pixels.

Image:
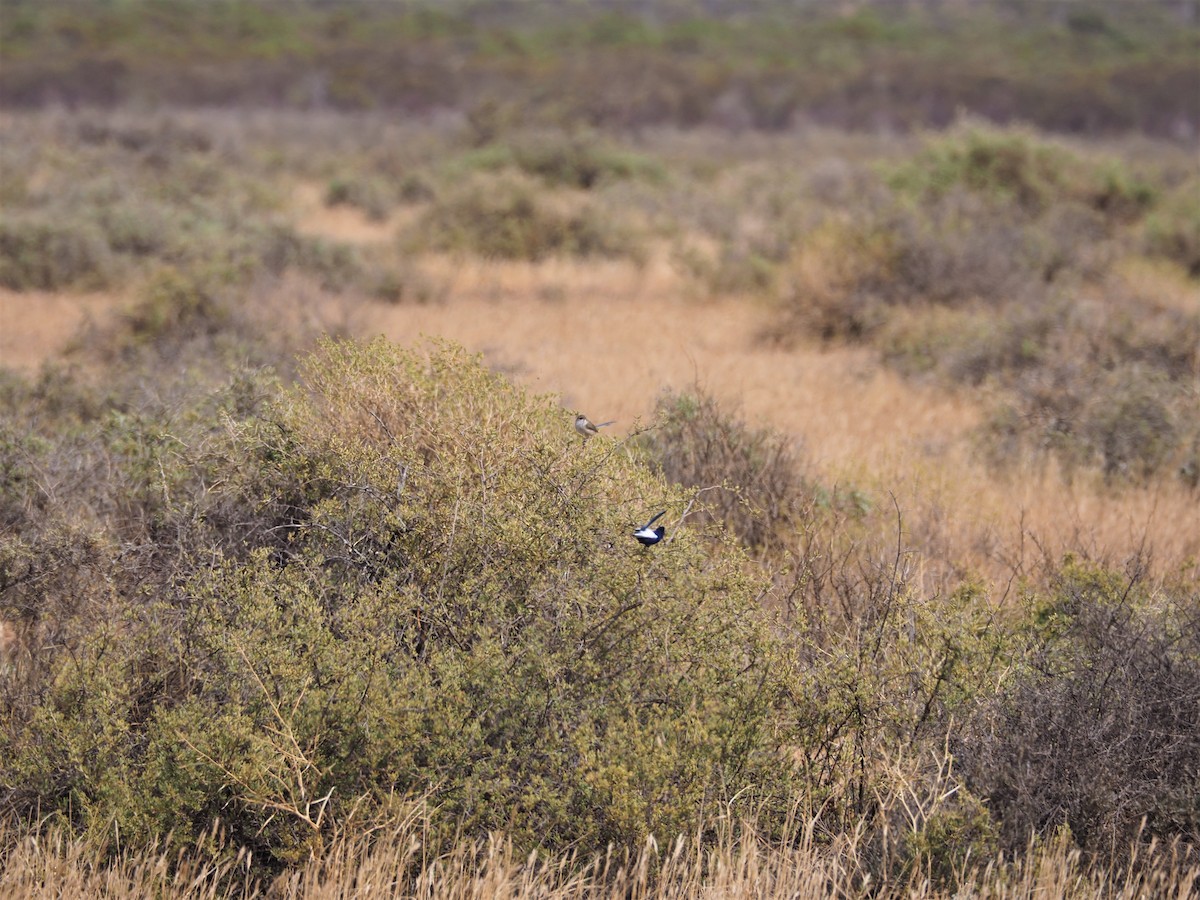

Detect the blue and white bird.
[{"left": 633, "top": 511, "right": 667, "bottom": 546}]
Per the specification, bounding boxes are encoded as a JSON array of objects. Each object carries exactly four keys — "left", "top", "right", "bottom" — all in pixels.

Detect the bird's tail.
[{"left": 597, "top": 420, "right": 615, "bottom": 428}]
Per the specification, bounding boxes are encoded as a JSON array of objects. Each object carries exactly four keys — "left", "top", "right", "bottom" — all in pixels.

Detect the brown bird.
[{"left": 575, "top": 413, "right": 614, "bottom": 441}]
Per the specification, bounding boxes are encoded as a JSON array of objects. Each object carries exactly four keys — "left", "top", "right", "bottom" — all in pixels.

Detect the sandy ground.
[
  {"left": 0, "top": 289, "right": 125, "bottom": 371},
  {"left": 293, "top": 183, "right": 399, "bottom": 245}
]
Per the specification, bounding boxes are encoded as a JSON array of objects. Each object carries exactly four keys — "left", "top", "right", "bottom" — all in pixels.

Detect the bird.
[
  {"left": 575, "top": 413, "right": 615, "bottom": 441},
  {"left": 633, "top": 511, "right": 667, "bottom": 546}
]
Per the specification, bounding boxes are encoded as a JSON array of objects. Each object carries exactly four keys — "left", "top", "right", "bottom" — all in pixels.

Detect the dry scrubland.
[{"left": 2, "top": 2, "right": 1200, "bottom": 897}]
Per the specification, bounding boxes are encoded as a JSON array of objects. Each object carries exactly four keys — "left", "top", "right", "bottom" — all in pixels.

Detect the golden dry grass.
[
  {"left": 349, "top": 252, "right": 1199, "bottom": 588},
  {"left": 1, "top": 807, "right": 1195, "bottom": 900}
]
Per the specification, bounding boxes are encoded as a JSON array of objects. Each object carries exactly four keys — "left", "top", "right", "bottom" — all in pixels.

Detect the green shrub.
[
  {"left": 881, "top": 304, "right": 1052, "bottom": 383},
  {"left": 785, "top": 569, "right": 1019, "bottom": 853},
  {"left": 1087, "top": 159, "right": 1157, "bottom": 223},
  {"left": 122, "top": 267, "right": 231, "bottom": 347},
  {"left": 773, "top": 192, "right": 1061, "bottom": 343},
  {"left": 0, "top": 215, "right": 114, "bottom": 290},
  {"left": 0, "top": 338, "right": 797, "bottom": 872},
  {"left": 888, "top": 125, "right": 1078, "bottom": 214},
  {"left": 411, "top": 175, "right": 642, "bottom": 262},
  {"left": 1082, "top": 368, "right": 1180, "bottom": 480},
  {"left": 191, "top": 223, "right": 364, "bottom": 290},
  {"left": 0, "top": 423, "right": 48, "bottom": 529},
  {"left": 1144, "top": 177, "right": 1200, "bottom": 276},
  {"left": 367, "top": 262, "right": 444, "bottom": 306},
  {"left": 979, "top": 362, "right": 1193, "bottom": 482},
  {"left": 456, "top": 135, "right": 667, "bottom": 190},
  {"left": 324, "top": 175, "right": 395, "bottom": 221},
  {"left": 92, "top": 199, "right": 180, "bottom": 257},
  {"left": 72, "top": 116, "right": 213, "bottom": 157},
  {"left": 887, "top": 123, "right": 1155, "bottom": 224},
  {"left": 901, "top": 787, "right": 1000, "bottom": 888},
  {"left": 675, "top": 243, "right": 778, "bottom": 297}
]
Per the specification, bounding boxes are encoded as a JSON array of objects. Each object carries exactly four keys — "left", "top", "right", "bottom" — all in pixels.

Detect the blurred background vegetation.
[
  {"left": 1, "top": 0, "right": 1198, "bottom": 137},
  {"left": 0, "top": 1, "right": 1198, "bottom": 897}
]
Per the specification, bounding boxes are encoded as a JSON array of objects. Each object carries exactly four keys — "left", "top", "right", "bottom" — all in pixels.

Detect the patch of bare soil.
[
  {"left": 291, "top": 182, "right": 399, "bottom": 245},
  {"left": 0, "top": 289, "right": 126, "bottom": 371}
]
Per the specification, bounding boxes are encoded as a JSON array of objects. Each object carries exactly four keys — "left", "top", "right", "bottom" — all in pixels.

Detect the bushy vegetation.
[
  {"left": 1145, "top": 176, "right": 1200, "bottom": 275},
  {"left": 0, "top": 215, "right": 115, "bottom": 291},
  {"left": 2, "top": 0, "right": 1197, "bottom": 137},
  {"left": 959, "top": 560, "right": 1200, "bottom": 855},
  {"left": 0, "top": 338, "right": 798, "bottom": 870},
  {"left": 759, "top": 123, "right": 1200, "bottom": 482},
  {"left": 454, "top": 133, "right": 667, "bottom": 190},
  {"left": 409, "top": 173, "right": 644, "bottom": 262},
  {"left": 640, "top": 388, "right": 808, "bottom": 552},
  {"left": 2, "top": 329, "right": 1196, "bottom": 893},
  {"left": 0, "top": 4, "right": 1197, "bottom": 885},
  {"left": 0, "top": 113, "right": 373, "bottom": 298}
]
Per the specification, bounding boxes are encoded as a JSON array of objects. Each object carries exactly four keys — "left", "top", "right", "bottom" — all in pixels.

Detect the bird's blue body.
[{"left": 634, "top": 511, "right": 667, "bottom": 546}]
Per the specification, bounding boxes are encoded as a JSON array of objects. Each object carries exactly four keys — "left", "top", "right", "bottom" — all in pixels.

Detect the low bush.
[
  {"left": 1080, "top": 367, "right": 1181, "bottom": 480},
  {"left": 957, "top": 561, "right": 1200, "bottom": 855},
  {"left": 0, "top": 339, "right": 798, "bottom": 872},
  {"left": 325, "top": 175, "right": 396, "bottom": 221},
  {"left": 253, "top": 225, "right": 365, "bottom": 290},
  {"left": 979, "top": 360, "right": 1197, "bottom": 482},
  {"left": 0, "top": 214, "right": 115, "bottom": 291},
  {"left": 778, "top": 184, "right": 1121, "bottom": 342},
  {"left": 770, "top": 127, "right": 1155, "bottom": 343},
  {"left": 455, "top": 134, "right": 667, "bottom": 190},
  {"left": 639, "top": 388, "right": 806, "bottom": 552},
  {"left": 881, "top": 303, "right": 1053, "bottom": 383},
  {"left": 887, "top": 123, "right": 1156, "bottom": 224},
  {"left": 674, "top": 242, "right": 779, "bottom": 297},
  {"left": 121, "top": 267, "right": 232, "bottom": 347},
  {"left": 410, "top": 175, "right": 643, "bottom": 262},
  {"left": 772, "top": 195, "right": 1055, "bottom": 343},
  {"left": 1144, "top": 176, "right": 1200, "bottom": 276},
  {"left": 72, "top": 115, "right": 214, "bottom": 157},
  {"left": 92, "top": 198, "right": 182, "bottom": 258},
  {"left": 888, "top": 125, "right": 1077, "bottom": 214}
]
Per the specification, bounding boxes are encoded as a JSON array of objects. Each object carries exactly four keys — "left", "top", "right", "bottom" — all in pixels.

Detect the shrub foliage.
[
  {"left": 0, "top": 336, "right": 1197, "bottom": 888},
  {"left": 1, "top": 98, "right": 1198, "bottom": 891},
  {"left": 958, "top": 562, "right": 1200, "bottom": 855},
  {"left": 0, "top": 339, "right": 794, "bottom": 868}
]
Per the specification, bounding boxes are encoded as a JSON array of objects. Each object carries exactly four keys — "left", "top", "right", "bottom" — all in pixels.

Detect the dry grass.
[
  {"left": 354, "top": 259, "right": 1198, "bottom": 588},
  {"left": 291, "top": 183, "right": 400, "bottom": 247},
  {"left": 1, "top": 804, "right": 1195, "bottom": 900},
  {"left": 0, "top": 288, "right": 126, "bottom": 371}
]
